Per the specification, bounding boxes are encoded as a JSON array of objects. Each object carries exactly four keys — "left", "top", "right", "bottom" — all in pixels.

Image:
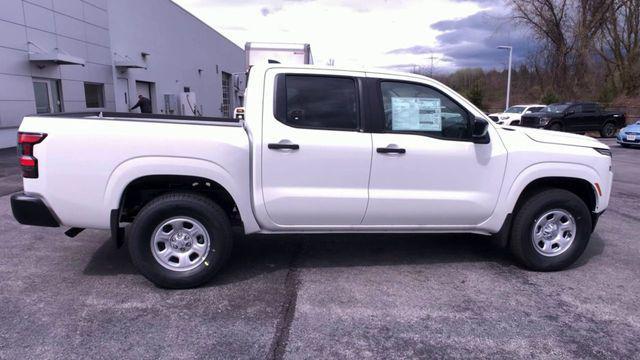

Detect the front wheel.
[
  {"left": 548, "top": 123, "right": 563, "bottom": 132},
  {"left": 600, "top": 122, "right": 616, "bottom": 138},
  {"left": 128, "top": 193, "right": 233, "bottom": 289},
  {"left": 509, "top": 189, "right": 592, "bottom": 271}
]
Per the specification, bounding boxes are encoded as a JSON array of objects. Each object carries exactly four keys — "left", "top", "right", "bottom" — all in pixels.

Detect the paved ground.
[
  {"left": 0, "top": 148, "right": 20, "bottom": 197},
  {"left": 0, "top": 139, "right": 639, "bottom": 359}
]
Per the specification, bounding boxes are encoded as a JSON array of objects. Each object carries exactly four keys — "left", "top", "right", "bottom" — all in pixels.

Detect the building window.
[
  {"left": 221, "top": 72, "right": 232, "bottom": 117},
  {"left": 84, "top": 83, "right": 104, "bottom": 108},
  {"left": 33, "top": 79, "right": 63, "bottom": 114}
]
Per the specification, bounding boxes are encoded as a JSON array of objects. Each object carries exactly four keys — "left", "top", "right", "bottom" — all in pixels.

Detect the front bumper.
[
  {"left": 11, "top": 193, "right": 60, "bottom": 227},
  {"left": 617, "top": 136, "right": 640, "bottom": 146}
]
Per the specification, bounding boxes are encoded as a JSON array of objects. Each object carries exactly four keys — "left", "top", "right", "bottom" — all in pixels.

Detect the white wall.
[
  {"left": 0, "top": 0, "right": 115, "bottom": 148},
  {"left": 108, "top": 0, "right": 245, "bottom": 117},
  {"left": 0, "top": 0, "right": 245, "bottom": 149}
]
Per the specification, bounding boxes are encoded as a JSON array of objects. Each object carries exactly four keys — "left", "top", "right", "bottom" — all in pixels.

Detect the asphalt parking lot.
[{"left": 0, "top": 138, "right": 639, "bottom": 359}]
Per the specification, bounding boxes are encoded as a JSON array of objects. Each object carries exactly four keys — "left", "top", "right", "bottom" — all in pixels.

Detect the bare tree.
[
  {"left": 597, "top": 0, "right": 640, "bottom": 95},
  {"left": 509, "top": 0, "right": 573, "bottom": 93},
  {"left": 509, "top": 0, "right": 615, "bottom": 95}
]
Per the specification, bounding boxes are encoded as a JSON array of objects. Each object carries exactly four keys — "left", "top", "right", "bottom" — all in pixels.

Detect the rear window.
[{"left": 274, "top": 75, "right": 359, "bottom": 130}]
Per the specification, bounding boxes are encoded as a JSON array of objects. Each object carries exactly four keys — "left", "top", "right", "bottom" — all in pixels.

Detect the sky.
[{"left": 172, "top": 0, "right": 530, "bottom": 74}]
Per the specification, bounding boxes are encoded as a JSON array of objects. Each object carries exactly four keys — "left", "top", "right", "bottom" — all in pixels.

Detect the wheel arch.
[
  {"left": 505, "top": 163, "right": 601, "bottom": 217},
  {"left": 490, "top": 171, "right": 599, "bottom": 248},
  {"left": 104, "top": 156, "right": 260, "bottom": 235},
  {"left": 513, "top": 177, "right": 597, "bottom": 215}
]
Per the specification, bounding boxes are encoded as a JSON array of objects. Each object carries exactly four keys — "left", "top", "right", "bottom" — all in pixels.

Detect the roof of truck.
[{"left": 250, "top": 63, "right": 434, "bottom": 81}]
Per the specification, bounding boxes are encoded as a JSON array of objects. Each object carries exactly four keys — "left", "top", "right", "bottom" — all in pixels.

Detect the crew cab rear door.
[
  {"left": 362, "top": 74, "right": 508, "bottom": 227},
  {"left": 258, "top": 69, "right": 372, "bottom": 227}
]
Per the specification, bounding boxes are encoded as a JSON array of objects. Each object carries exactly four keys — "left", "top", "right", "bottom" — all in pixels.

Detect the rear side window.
[{"left": 275, "top": 75, "right": 358, "bottom": 130}]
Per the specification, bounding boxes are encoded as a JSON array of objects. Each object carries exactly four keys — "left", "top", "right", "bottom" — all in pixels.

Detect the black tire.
[
  {"left": 549, "top": 122, "right": 563, "bottom": 132},
  {"left": 600, "top": 122, "right": 616, "bottom": 138},
  {"left": 509, "top": 189, "right": 592, "bottom": 271},
  {"left": 620, "top": 143, "right": 630, "bottom": 148},
  {"left": 128, "top": 193, "right": 232, "bottom": 289}
]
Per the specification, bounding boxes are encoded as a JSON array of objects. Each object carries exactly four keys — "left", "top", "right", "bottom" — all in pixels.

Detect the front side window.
[
  {"left": 380, "top": 81, "right": 470, "bottom": 140},
  {"left": 276, "top": 75, "right": 358, "bottom": 130},
  {"left": 583, "top": 103, "right": 598, "bottom": 113},
  {"left": 505, "top": 106, "right": 526, "bottom": 114},
  {"left": 84, "top": 83, "right": 104, "bottom": 108},
  {"left": 569, "top": 105, "right": 583, "bottom": 113},
  {"left": 544, "top": 104, "right": 570, "bottom": 113}
]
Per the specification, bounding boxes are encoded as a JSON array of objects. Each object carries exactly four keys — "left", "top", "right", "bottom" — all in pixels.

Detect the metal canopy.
[
  {"left": 29, "top": 49, "right": 86, "bottom": 66},
  {"left": 113, "top": 53, "right": 147, "bottom": 69},
  {"left": 114, "top": 59, "right": 147, "bottom": 69}
]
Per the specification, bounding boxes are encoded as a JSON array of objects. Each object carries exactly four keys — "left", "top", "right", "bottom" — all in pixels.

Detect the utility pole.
[
  {"left": 497, "top": 46, "right": 513, "bottom": 110},
  {"left": 426, "top": 53, "right": 437, "bottom": 77}
]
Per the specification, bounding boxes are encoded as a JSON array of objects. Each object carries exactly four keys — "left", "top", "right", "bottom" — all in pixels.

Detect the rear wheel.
[
  {"left": 509, "top": 189, "right": 592, "bottom": 271},
  {"left": 600, "top": 122, "right": 616, "bottom": 138},
  {"left": 128, "top": 193, "right": 232, "bottom": 288}
]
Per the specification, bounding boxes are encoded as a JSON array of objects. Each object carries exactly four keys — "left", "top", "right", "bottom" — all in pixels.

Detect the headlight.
[
  {"left": 594, "top": 148, "right": 612, "bottom": 157},
  {"left": 500, "top": 115, "right": 509, "bottom": 120},
  {"left": 540, "top": 117, "right": 552, "bottom": 126}
]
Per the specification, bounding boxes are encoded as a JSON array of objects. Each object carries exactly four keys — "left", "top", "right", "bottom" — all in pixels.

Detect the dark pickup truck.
[{"left": 520, "top": 102, "right": 626, "bottom": 137}]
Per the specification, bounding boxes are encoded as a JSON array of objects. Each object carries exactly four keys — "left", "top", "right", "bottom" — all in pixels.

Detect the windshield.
[
  {"left": 543, "top": 104, "right": 570, "bottom": 113},
  {"left": 505, "top": 106, "right": 526, "bottom": 114}
]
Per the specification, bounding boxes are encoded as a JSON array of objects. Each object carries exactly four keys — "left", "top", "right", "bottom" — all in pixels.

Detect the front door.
[
  {"left": 564, "top": 104, "right": 585, "bottom": 131},
  {"left": 117, "top": 78, "right": 130, "bottom": 112},
  {"left": 363, "top": 79, "right": 507, "bottom": 226},
  {"left": 261, "top": 72, "right": 372, "bottom": 226}
]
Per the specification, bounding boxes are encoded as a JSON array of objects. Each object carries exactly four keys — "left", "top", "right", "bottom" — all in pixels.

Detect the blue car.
[{"left": 617, "top": 121, "right": 640, "bottom": 147}]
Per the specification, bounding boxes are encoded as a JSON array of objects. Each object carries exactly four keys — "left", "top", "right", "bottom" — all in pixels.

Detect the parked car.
[
  {"left": 11, "top": 65, "right": 613, "bottom": 288},
  {"left": 520, "top": 102, "right": 625, "bottom": 137},
  {"left": 617, "top": 120, "right": 640, "bottom": 147},
  {"left": 488, "top": 104, "right": 546, "bottom": 126}
]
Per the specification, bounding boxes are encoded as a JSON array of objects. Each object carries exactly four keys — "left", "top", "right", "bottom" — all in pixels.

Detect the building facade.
[{"left": 0, "top": 0, "right": 245, "bottom": 149}]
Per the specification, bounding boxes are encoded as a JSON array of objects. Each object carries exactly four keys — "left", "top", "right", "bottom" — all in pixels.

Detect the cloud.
[
  {"left": 387, "top": 45, "right": 433, "bottom": 55},
  {"left": 172, "top": 0, "right": 487, "bottom": 72},
  {"left": 388, "top": 7, "right": 535, "bottom": 70}
]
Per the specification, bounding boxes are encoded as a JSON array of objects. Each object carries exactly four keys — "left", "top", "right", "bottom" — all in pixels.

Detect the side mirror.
[{"left": 472, "top": 117, "right": 490, "bottom": 144}]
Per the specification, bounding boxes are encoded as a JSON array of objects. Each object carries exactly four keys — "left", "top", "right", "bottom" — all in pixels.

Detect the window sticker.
[{"left": 391, "top": 97, "right": 442, "bottom": 131}]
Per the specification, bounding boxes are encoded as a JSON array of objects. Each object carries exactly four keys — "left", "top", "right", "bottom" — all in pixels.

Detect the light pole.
[{"left": 497, "top": 46, "right": 512, "bottom": 111}]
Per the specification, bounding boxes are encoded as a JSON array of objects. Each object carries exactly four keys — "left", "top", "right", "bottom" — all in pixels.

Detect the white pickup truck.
[{"left": 12, "top": 65, "right": 613, "bottom": 288}]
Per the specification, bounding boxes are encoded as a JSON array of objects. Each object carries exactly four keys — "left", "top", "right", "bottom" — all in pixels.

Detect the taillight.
[{"left": 17, "top": 132, "right": 47, "bottom": 178}]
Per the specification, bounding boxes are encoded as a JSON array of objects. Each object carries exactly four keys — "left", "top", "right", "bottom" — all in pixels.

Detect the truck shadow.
[{"left": 83, "top": 230, "right": 606, "bottom": 285}]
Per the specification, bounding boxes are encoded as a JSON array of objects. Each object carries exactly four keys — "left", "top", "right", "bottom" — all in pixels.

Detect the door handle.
[
  {"left": 268, "top": 143, "right": 300, "bottom": 150},
  {"left": 377, "top": 147, "right": 406, "bottom": 154}
]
